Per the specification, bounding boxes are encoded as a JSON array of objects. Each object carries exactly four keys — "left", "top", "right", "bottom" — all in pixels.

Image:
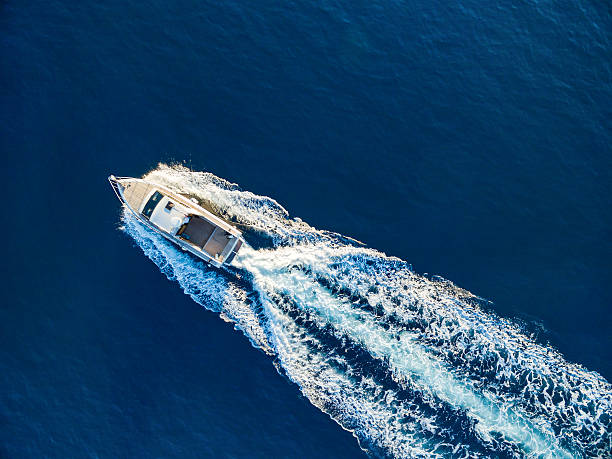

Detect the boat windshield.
[{"left": 142, "top": 191, "right": 163, "bottom": 219}]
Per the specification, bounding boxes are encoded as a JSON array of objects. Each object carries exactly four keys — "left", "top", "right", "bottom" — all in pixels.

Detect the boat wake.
[{"left": 120, "top": 164, "right": 611, "bottom": 458}]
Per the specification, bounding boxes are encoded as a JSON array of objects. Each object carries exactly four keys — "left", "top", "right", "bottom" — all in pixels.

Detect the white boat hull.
[{"left": 109, "top": 175, "right": 243, "bottom": 268}]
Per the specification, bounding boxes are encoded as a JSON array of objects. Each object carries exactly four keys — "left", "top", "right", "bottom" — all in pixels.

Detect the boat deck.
[
  {"left": 180, "top": 216, "right": 215, "bottom": 247},
  {"left": 180, "top": 217, "right": 235, "bottom": 258},
  {"left": 122, "top": 181, "right": 156, "bottom": 212},
  {"left": 203, "top": 227, "right": 234, "bottom": 258}
]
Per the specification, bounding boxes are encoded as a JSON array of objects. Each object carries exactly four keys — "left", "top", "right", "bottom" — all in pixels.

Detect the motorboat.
[{"left": 108, "top": 175, "right": 243, "bottom": 267}]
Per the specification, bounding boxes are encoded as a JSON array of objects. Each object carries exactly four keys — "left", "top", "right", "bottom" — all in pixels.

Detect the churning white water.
[{"left": 120, "top": 164, "right": 611, "bottom": 458}]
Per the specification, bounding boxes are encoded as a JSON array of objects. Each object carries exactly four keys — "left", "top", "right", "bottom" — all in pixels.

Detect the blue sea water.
[{"left": 1, "top": 0, "right": 611, "bottom": 457}]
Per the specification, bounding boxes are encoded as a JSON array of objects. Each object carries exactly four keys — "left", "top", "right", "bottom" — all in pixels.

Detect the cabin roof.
[{"left": 148, "top": 195, "right": 188, "bottom": 234}]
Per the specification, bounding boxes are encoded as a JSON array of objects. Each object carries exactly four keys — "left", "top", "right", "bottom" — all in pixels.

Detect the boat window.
[{"left": 142, "top": 191, "right": 163, "bottom": 219}]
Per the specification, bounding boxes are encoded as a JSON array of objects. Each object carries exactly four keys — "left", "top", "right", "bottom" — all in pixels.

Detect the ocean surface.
[{"left": 1, "top": 0, "right": 611, "bottom": 457}]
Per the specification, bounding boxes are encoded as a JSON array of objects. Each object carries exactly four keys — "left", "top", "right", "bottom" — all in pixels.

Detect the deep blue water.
[{"left": 1, "top": 0, "right": 611, "bottom": 457}]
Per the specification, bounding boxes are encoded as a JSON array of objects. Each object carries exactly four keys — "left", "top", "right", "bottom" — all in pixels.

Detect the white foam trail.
[{"left": 115, "top": 163, "right": 611, "bottom": 458}]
